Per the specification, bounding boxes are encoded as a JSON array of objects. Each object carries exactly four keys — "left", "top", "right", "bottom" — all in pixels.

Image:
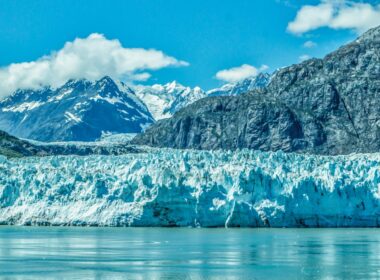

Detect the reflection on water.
[{"left": 0, "top": 227, "right": 380, "bottom": 279}]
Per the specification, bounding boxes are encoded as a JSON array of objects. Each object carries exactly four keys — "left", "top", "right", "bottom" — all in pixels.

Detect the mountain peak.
[
  {"left": 357, "top": 25, "right": 380, "bottom": 43},
  {"left": 64, "top": 78, "right": 91, "bottom": 86},
  {"left": 95, "top": 76, "right": 119, "bottom": 90},
  {"left": 207, "top": 73, "right": 270, "bottom": 97},
  {"left": 135, "top": 82, "right": 206, "bottom": 120},
  {"left": 165, "top": 81, "right": 185, "bottom": 92},
  {"left": 0, "top": 77, "right": 154, "bottom": 141},
  {"left": 62, "top": 76, "right": 118, "bottom": 91},
  {"left": 98, "top": 75, "right": 114, "bottom": 84},
  {"left": 134, "top": 26, "right": 380, "bottom": 155}
]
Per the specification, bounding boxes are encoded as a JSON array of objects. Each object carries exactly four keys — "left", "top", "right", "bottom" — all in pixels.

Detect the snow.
[
  {"left": 1, "top": 149, "right": 380, "bottom": 227},
  {"left": 207, "top": 74, "right": 270, "bottom": 97},
  {"left": 49, "top": 88, "right": 73, "bottom": 102},
  {"left": 99, "top": 133, "right": 137, "bottom": 143},
  {"left": 90, "top": 94, "right": 123, "bottom": 105},
  {"left": 2, "top": 101, "right": 44, "bottom": 113},
  {"left": 136, "top": 93, "right": 172, "bottom": 120},
  {"left": 113, "top": 79, "right": 150, "bottom": 112},
  {"left": 135, "top": 75, "right": 269, "bottom": 120},
  {"left": 206, "top": 83, "right": 234, "bottom": 96},
  {"left": 20, "top": 114, "right": 28, "bottom": 123},
  {"left": 135, "top": 82, "right": 207, "bottom": 120},
  {"left": 64, "top": 112, "right": 82, "bottom": 123}
]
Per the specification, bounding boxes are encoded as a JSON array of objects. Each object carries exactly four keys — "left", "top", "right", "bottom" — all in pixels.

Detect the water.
[{"left": 0, "top": 227, "right": 379, "bottom": 279}]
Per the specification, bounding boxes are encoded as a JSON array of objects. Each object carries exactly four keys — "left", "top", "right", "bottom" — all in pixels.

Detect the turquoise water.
[{"left": 0, "top": 228, "right": 379, "bottom": 279}]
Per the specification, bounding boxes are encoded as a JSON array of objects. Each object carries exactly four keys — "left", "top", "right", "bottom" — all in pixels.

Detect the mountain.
[
  {"left": 135, "top": 81, "right": 207, "bottom": 120},
  {"left": 0, "top": 130, "right": 47, "bottom": 157},
  {"left": 207, "top": 73, "right": 270, "bottom": 97},
  {"left": 0, "top": 76, "right": 154, "bottom": 142},
  {"left": 133, "top": 26, "right": 380, "bottom": 155},
  {"left": 135, "top": 75, "right": 270, "bottom": 120},
  {"left": 0, "top": 73, "right": 270, "bottom": 142}
]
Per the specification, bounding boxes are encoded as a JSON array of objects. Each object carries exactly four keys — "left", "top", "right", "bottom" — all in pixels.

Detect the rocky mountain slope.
[
  {"left": 0, "top": 130, "right": 143, "bottom": 157},
  {"left": 133, "top": 26, "right": 380, "bottom": 155},
  {"left": 0, "top": 130, "right": 46, "bottom": 157},
  {"left": 207, "top": 73, "right": 270, "bottom": 97},
  {"left": 0, "top": 77, "right": 154, "bottom": 142}
]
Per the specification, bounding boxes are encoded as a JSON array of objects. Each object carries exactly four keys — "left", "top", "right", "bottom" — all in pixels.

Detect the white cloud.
[
  {"left": 303, "top": 40, "right": 317, "bottom": 48},
  {"left": 288, "top": 3, "right": 334, "bottom": 34},
  {"left": 215, "top": 64, "right": 269, "bottom": 83},
  {"left": 287, "top": 1, "right": 380, "bottom": 35},
  {"left": 0, "top": 33, "right": 189, "bottom": 98},
  {"left": 299, "top": 54, "right": 311, "bottom": 62}
]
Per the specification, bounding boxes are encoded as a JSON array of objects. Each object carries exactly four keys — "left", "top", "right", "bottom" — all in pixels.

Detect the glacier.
[{"left": 1, "top": 149, "right": 380, "bottom": 227}]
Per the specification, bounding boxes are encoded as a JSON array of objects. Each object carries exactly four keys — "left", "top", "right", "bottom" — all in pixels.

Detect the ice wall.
[{"left": 1, "top": 149, "right": 380, "bottom": 227}]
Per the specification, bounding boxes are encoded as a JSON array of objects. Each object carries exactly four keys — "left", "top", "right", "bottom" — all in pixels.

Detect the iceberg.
[{"left": 0, "top": 149, "right": 380, "bottom": 227}]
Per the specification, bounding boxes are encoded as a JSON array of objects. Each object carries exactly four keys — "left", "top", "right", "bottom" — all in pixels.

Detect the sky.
[{"left": 0, "top": 0, "right": 380, "bottom": 96}]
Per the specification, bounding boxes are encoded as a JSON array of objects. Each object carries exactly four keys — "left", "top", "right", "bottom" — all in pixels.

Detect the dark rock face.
[
  {"left": 0, "top": 76, "right": 154, "bottom": 142},
  {"left": 0, "top": 130, "right": 143, "bottom": 157},
  {"left": 133, "top": 26, "right": 380, "bottom": 155},
  {"left": 0, "top": 130, "right": 46, "bottom": 157}
]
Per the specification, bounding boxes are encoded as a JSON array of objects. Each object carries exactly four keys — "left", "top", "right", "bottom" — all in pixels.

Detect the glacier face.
[{"left": 1, "top": 149, "right": 380, "bottom": 227}]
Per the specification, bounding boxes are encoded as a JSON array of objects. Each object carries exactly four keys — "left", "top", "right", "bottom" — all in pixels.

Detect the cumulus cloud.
[
  {"left": 215, "top": 64, "right": 269, "bottom": 83},
  {"left": 0, "top": 33, "right": 189, "bottom": 98},
  {"left": 287, "top": 0, "right": 380, "bottom": 35},
  {"left": 303, "top": 40, "right": 317, "bottom": 48}
]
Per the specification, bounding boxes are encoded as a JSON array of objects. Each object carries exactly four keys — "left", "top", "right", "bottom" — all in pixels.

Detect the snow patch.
[
  {"left": 64, "top": 112, "right": 82, "bottom": 123},
  {"left": 2, "top": 101, "right": 43, "bottom": 113}
]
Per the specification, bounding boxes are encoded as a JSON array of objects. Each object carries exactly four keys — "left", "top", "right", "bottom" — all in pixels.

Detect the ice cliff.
[{"left": 1, "top": 149, "right": 380, "bottom": 227}]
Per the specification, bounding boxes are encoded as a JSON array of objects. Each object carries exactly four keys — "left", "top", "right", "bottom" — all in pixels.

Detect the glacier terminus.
[{"left": 1, "top": 149, "right": 379, "bottom": 227}]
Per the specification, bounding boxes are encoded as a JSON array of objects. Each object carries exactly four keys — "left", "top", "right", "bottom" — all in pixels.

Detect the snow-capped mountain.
[
  {"left": 135, "top": 81, "right": 207, "bottom": 120},
  {"left": 0, "top": 76, "right": 154, "bottom": 142},
  {"left": 0, "top": 73, "right": 269, "bottom": 141},
  {"left": 207, "top": 73, "right": 270, "bottom": 97},
  {"left": 135, "top": 74, "right": 270, "bottom": 120}
]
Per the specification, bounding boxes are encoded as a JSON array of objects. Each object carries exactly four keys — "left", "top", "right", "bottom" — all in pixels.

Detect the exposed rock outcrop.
[{"left": 133, "top": 26, "right": 380, "bottom": 155}]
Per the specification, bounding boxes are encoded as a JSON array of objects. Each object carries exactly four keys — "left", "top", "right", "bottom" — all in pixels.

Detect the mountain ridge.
[
  {"left": 132, "top": 25, "right": 380, "bottom": 155},
  {"left": 134, "top": 74, "right": 270, "bottom": 120},
  {"left": 0, "top": 76, "right": 154, "bottom": 142},
  {"left": 207, "top": 73, "right": 270, "bottom": 97},
  {"left": 0, "top": 73, "right": 271, "bottom": 141}
]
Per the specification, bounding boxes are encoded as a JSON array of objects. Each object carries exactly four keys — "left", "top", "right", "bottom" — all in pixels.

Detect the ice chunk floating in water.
[{"left": 0, "top": 149, "right": 380, "bottom": 227}]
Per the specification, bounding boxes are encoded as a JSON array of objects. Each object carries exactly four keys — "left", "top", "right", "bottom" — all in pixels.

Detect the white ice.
[{"left": 0, "top": 149, "right": 379, "bottom": 227}]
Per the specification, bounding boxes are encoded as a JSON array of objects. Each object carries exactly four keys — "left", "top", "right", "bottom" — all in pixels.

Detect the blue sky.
[{"left": 0, "top": 0, "right": 379, "bottom": 94}]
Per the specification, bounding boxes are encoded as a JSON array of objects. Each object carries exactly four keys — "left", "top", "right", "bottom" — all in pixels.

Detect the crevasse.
[{"left": 1, "top": 149, "right": 380, "bottom": 227}]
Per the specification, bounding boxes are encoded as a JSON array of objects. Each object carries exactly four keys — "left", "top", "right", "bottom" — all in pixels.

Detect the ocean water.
[{"left": 0, "top": 227, "right": 379, "bottom": 279}]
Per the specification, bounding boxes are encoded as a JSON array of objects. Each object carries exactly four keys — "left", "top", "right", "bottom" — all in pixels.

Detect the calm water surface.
[{"left": 0, "top": 227, "right": 379, "bottom": 279}]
